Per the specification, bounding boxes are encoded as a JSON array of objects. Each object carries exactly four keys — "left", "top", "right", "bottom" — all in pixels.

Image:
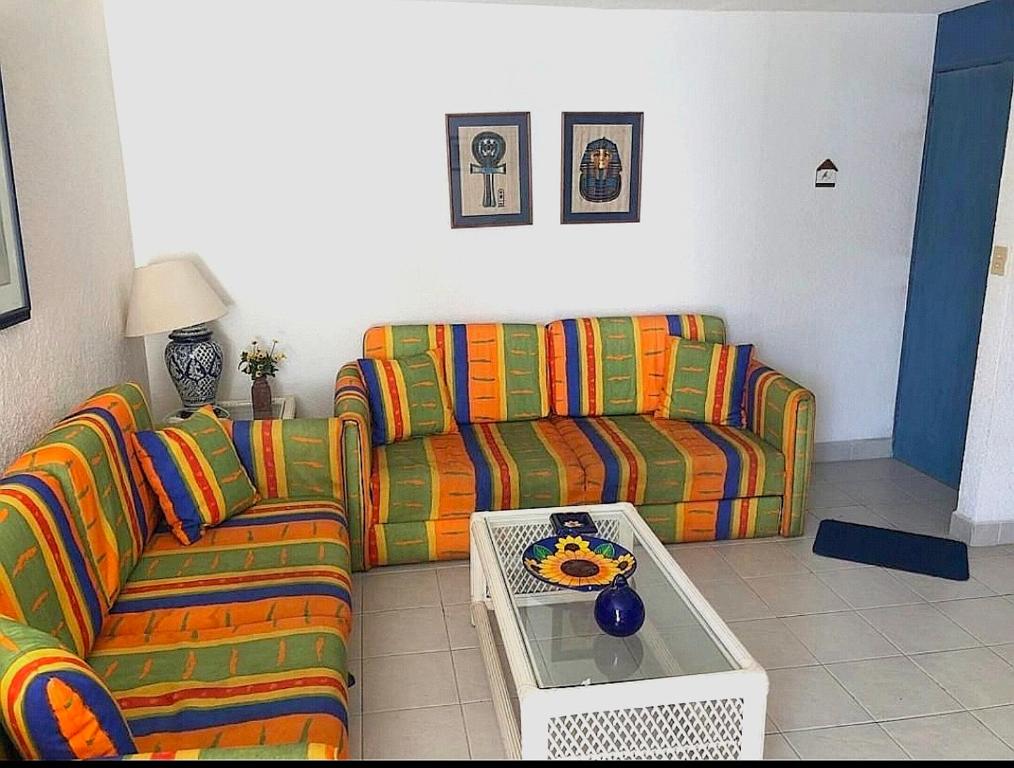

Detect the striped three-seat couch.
[
  {"left": 335, "top": 314, "right": 814, "bottom": 571},
  {"left": 0, "top": 384, "right": 352, "bottom": 759}
]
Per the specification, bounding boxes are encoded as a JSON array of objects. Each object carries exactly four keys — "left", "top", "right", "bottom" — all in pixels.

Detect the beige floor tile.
[
  {"left": 694, "top": 578, "right": 775, "bottom": 622},
  {"left": 351, "top": 573, "right": 363, "bottom": 613},
  {"left": 937, "top": 596, "right": 1014, "bottom": 645},
  {"left": 781, "top": 611, "right": 900, "bottom": 663},
  {"left": 363, "top": 568, "right": 441, "bottom": 612},
  {"left": 746, "top": 573, "right": 850, "bottom": 616},
  {"left": 452, "top": 647, "right": 492, "bottom": 703},
  {"left": 445, "top": 603, "right": 480, "bottom": 649},
  {"left": 347, "top": 619, "right": 362, "bottom": 661},
  {"left": 992, "top": 643, "right": 1014, "bottom": 665},
  {"left": 784, "top": 723, "right": 907, "bottom": 760},
  {"left": 807, "top": 504, "right": 895, "bottom": 530},
  {"left": 763, "top": 733, "right": 799, "bottom": 760},
  {"left": 973, "top": 705, "right": 1014, "bottom": 748},
  {"left": 348, "top": 714, "right": 361, "bottom": 759},
  {"left": 806, "top": 481, "right": 858, "bottom": 510},
  {"left": 717, "top": 542, "right": 809, "bottom": 579},
  {"left": 911, "top": 647, "right": 1014, "bottom": 709},
  {"left": 363, "top": 704, "right": 470, "bottom": 759},
  {"left": 815, "top": 568, "right": 922, "bottom": 609},
  {"left": 462, "top": 701, "right": 508, "bottom": 760},
  {"left": 830, "top": 479, "right": 915, "bottom": 507},
  {"left": 867, "top": 503, "right": 952, "bottom": 537},
  {"left": 363, "top": 606, "right": 449, "bottom": 657},
  {"left": 860, "top": 603, "right": 979, "bottom": 653},
  {"left": 727, "top": 618, "right": 818, "bottom": 669},
  {"left": 362, "top": 651, "right": 458, "bottom": 712},
  {"left": 971, "top": 556, "right": 1014, "bottom": 595},
  {"left": 348, "top": 658, "right": 362, "bottom": 715},
  {"left": 438, "top": 565, "right": 472, "bottom": 605},
  {"left": 766, "top": 715, "right": 778, "bottom": 734},
  {"left": 882, "top": 712, "right": 1014, "bottom": 759},
  {"left": 777, "top": 536, "right": 868, "bottom": 573},
  {"left": 891, "top": 475, "right": 959, "bottom": 507},
  {"left": 766, "top": 666, "right": 871, "bottom": 732},
  {"left": 815, "top": 458, "right": 919, "bottom": 484},
  {"left": 826, "top": 656, "right": 961, "bottom": 720},
  {"left": 893, "top": 569, "right": 995, "bottom": 601},
  {"left": 667, "top": 545, "right": 740, "bottom": 582}
]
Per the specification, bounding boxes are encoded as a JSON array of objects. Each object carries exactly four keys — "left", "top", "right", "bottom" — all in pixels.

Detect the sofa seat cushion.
[
  {"left": 87, "top": 498, "right": 352, "bottom": 754},
  {"left": 88, "top": 616, "right": 350, "bottom": 754},
  {"left": 554, "top": 415, "right": 785, "bottom": 505},
  {"left": 97, "top": 498, "right": 352, "bottom": 639},
  {"left": 371, "top": 419, "right": 586, "bottom": 524}
]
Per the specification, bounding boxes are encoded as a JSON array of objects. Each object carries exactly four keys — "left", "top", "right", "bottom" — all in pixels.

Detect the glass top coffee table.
[{"left": 469, "top": 503, "right": 768, "bottom": 760}]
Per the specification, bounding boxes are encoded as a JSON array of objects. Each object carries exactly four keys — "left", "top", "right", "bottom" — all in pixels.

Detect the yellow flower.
[
  {"left": 535, "top": 548, "right": 620, "bottom": 589},
  {"left": 554, "top": 535, "right": 590, "bottom": 554},
  {"left": 615, "top": 553, "right": 635, "bottom": 573}
]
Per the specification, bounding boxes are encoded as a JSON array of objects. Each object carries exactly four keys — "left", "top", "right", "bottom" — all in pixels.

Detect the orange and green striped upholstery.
[
  {"left": 133, "top": 407, "right": 259, "bottom": 545},
  {"left": 547, "top": 314, "right": 726, "bottom": 417},
  {"left": 362, "top": 322, "right": 551, "bottom": 424},
  {"left": 746, "top": 359, "right": 815, "bottom": 537},
  {"left": 0, "top": 616, "right": 136, "bottom": 760},
  {"left": 225, "top": 418, "right": 342, "bottom": 501},
  {"left": 638, "top": 497, "right": 784, "bottom": 544},
  {"left": 3, "top": 384, "right": 159, "bottom": 619},
  {"left": 333, "top": 364, "right": 371, "bottom": 572},
  {"left": 656, "top": 338, "right": 754, "bottom": 427},
  {"left": 357, "top": 351, "right": 457, "bottom": 445},
  {"left": 555, "top": 415, "right": 784, "bottom": 503},
  {"left": 89, "top": 498, "right": 352, "bottom": 755},
  {"left": 119, "top": 742, "right": 342, "bottom": 760}
]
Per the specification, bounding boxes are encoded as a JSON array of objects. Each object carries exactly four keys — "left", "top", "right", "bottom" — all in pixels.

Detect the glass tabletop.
[{"left": 484, "top": 507, "right": 739, "bottom": 689}]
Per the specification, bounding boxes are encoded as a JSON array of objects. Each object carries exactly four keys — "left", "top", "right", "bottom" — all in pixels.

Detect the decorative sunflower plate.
[{"left": 522, "top": 535, "right": 637, "bottom": 592}]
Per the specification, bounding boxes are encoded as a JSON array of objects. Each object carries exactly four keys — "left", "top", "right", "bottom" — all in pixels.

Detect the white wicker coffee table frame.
[{"left": 469, "top": 502, "right": 768, "bottom": 760}]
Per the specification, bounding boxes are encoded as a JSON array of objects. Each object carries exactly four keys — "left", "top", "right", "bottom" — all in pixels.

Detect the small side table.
[{"left": 165, "top": 395, "right": 296, "bottom": 424}]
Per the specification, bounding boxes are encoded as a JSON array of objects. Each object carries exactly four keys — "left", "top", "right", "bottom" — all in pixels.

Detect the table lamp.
[{"left": 125, "top": 259, "right": 228, "bottom": 415}]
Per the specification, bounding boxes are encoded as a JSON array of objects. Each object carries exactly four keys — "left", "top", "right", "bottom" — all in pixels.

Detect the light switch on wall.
[{"left": 992, "top": 245, "right": 1009, "bottom": 276}]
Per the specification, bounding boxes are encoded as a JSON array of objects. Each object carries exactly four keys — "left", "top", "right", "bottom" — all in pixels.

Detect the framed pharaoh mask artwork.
[
  {"left": 561, "top": 112, "right": 643, "bottom": 224},
  {"left": 445, "top": 112, "right": 533, "bottom": 229}
]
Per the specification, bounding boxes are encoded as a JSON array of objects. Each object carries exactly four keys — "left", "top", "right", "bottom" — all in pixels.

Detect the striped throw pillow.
[
  {"left": 357, "top": 351, "right": 458, "bottom": 445},
  {"left": 132, "top": 406, "right": 259, "bottom": 545},
  {"left": 656, "top": 337, "right": 754, "bottom": 427},
  {"left": 0, "top": 617, "right": 136, "bottom": 759}
]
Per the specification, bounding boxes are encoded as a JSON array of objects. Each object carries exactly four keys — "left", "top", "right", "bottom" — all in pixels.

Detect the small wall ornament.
[{"left": 816, "top": 159, "right": 838, "bottom": 189}]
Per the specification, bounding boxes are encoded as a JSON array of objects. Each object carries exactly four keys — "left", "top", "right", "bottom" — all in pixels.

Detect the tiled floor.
[{"left": 348, "top": 458, "right": 1014, "bottom": 760}]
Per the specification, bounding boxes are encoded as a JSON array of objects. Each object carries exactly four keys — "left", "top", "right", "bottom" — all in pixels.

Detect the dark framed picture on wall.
[
  {"left": 0, "top": 72, "right": 28, "bottom": 330},
  {"left": 561, "top": 111, "right": 643, "bottom": 224},
  {"left": 445, "top": 112, "right": 532, "bottom": 229}
]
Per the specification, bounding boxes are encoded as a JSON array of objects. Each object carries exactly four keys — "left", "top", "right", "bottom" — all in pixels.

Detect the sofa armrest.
[
  {"left": 226, "top": 418, "right": 342, "bottom": 501},
  {"left": 745, "top": 359, "right": 815, "bottom": 537},
  {"left": 116, "top": 742, "right": 342, "bottom": 760},
  {"left": 334, "top": 363, "right": 373, "bottom": 571}
]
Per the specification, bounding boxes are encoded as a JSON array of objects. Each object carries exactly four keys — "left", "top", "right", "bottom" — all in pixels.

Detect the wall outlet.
[{"left": 992, "top": 245, "right": 1009, "bottom": 276}]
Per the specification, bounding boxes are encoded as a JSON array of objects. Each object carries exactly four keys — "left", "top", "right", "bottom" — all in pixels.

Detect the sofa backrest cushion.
[
  {"left": 5, "top": 384, "right": 158, "bottom": 599},
  {"left": 0, "top": 383, "right": 157, "bottom": 655},
  {"left": 363, "top": 323, "right": 549, "bottom": 423},
  {"left": 0, "top": 616, "right": 136, "bottom": 759},
  {"left": 547, "top": 314, "right": 726, "bottom": 417}
]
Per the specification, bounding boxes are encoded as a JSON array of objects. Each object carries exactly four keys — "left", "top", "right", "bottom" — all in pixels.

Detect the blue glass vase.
[{"left": 594, "top": 574, "right": 645, "bottom": 637}]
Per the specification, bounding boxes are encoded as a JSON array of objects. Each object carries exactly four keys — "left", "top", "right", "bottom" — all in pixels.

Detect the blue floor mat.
[{"left": 813, "top": 519, "right": 969, "bottom": 581}]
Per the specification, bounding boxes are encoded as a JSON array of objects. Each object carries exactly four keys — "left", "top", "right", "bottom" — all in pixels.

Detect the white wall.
[
  {"left": 104, "top": 0, "right": 935, "bottom": 442},
  {"left": 0, "top": 0, "right": 148, "bottom": 469},
  {"left": 953, "top": 87, "right": 1014, "bottom": 546}
]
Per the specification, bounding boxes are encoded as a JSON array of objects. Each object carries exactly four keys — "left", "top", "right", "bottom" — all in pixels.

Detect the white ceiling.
[{"left": 413, "top": 0, "right": 972, "bottom": 12}]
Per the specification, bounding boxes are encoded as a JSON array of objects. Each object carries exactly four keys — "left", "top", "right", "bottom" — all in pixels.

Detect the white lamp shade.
[{"left": 125, "top": 259, "right": 227, "bottom": 337}]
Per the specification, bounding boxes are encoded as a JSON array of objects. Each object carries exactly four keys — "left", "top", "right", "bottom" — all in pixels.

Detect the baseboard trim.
[
  {"left": 814, "top": 438, "right": 892, "bottom": 463},
  {"left": 949, "top": 510, "right": 1014, "bottom": 547}
]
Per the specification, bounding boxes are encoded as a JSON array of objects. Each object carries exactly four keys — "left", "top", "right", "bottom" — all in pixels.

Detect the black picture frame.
[
  {"left": 561, "top": 111, "right": 643, "bottom": 224},
  {"left": 0, "top": 70, "right": 29, "bottom": 330},
  {"left": 446, "top": 112, "right": 532, "bottom": 229}
]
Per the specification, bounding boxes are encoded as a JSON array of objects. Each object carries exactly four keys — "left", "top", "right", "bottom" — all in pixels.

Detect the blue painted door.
[{"left": 894, "top": 62, "right": 1013, "bottom": 488}]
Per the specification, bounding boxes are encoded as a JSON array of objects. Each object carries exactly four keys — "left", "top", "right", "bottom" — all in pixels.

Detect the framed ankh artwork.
[
  {"left": 561, "top": 112, "right": 643, "bottom": 224},
  {"left": 445, "top": 112, "right": 532, "bottom": 229}
]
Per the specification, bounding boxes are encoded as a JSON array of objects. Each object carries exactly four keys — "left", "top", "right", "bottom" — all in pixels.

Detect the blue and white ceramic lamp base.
[{"left": 164, "top": 323, "right": 224, "bottom": 413}]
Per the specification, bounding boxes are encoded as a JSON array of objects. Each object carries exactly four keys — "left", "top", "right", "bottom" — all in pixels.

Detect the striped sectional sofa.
[
  {"left": 0, "top": 384, "right": 352, "bottom": 759},
  {"left": 335, "top": 314, "right": 814, "bottom": 571}
]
